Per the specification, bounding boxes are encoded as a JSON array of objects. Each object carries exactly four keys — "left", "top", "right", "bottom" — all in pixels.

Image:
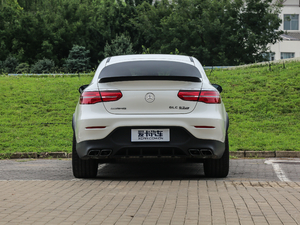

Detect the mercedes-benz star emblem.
[{"left": 145, "top": 92, "right": 155, "bottom": 103}]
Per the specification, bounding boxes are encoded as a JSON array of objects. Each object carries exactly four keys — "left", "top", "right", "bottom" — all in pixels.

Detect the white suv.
[{"left": 72, "top": 54, "right": 229, "bottom": 178}]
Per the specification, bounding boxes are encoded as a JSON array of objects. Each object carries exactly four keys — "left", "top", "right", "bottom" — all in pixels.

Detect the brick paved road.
[{"left": 0, "top": 159, "right": 300, "bottom": 224}]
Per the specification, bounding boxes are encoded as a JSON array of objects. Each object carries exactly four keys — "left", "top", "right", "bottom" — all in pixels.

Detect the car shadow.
[{"left": 95, "top": 162, "right": 212, "bottom": 181}]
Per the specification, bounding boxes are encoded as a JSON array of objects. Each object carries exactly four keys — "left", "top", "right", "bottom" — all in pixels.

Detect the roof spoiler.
[{"left": 99, "top": 76, "right": 201, "bottom": 83}]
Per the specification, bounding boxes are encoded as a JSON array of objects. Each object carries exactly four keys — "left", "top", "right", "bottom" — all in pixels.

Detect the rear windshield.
[{"left": 99, "top": 61, "right": 202, "bottom": 79}]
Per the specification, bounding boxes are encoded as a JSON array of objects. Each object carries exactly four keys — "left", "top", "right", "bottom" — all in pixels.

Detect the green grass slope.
[
  {"left": 0, "top": 74, "right": 94, "bottom": 154},
  {"left": 0, "top": 61, "right": 299, "bottom": 154},
  {"left": 209, "top": 61, "right": 300, "bottom": 151}
]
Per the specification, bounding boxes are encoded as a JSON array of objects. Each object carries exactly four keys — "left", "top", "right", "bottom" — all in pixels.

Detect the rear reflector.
[
  {"left": 80, "top": 91, "right": 122, "bottom": 104},
  {"left": 178, "top": 90, "right": 221, "bottom": 104},
  {"left": 86, "top": 126, "right": 106, "bottom": 129},
  {"left": 194, "top": 126, "right": 215, "bottom": 129}
]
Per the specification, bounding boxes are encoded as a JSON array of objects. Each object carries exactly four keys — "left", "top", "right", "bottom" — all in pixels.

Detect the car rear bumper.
[
  {"left": 74, "top": 103, "right": 227, "bottom": 144},
  {"left": 76, "top": 126, "right": 225, "bottom": 161}
]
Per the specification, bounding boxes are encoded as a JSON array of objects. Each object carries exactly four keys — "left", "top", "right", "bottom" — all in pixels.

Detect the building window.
[
  {"left": 281, "top": 52, "right": 295, "bottom": 59},
  {"left": 270, "top": 53, "right": 275, "bottom": 61},
  {"left": 284, "top": 14, "right": 299, "bottom": 30},
  {"left": 262, "top": 52, "right": 275, "bottom": 61}
]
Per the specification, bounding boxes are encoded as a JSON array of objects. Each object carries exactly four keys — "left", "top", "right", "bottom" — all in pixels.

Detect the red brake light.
[
  {"left": 80, "top": 91, "right": 122, "bottom": 104},
  {"left": 100, "top": 91, "right": 123, "bottom": 102},
  {"left": 178, "top": 90, "right": 221, "bottom": 104},
  {"left": 199, "top": 90, "right": 221, "bottom": 104},
  {"left": 178, "top": 91, "right": 200, "bottom": 101},
  {"left": 80, "top": 91, "right": 102, "bottom": 104}
]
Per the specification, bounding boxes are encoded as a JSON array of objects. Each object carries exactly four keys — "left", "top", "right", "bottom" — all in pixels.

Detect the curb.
[
  {"left": 230, "top": 151, "right": 300, "bottom": 158},
  {"left": 0, "top": 152, "right": 72, "bottom": 159},
  {"left": 0, "top": 151, "right": 300, "bottom": 159}
]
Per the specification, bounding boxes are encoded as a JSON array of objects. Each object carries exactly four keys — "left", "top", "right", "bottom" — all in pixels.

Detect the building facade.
[{"left": 269, "top": 0, "right": 300, "bottom": 60}]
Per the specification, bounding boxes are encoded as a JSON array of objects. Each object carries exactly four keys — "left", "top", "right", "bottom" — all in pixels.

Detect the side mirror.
[
  {"left": 78, "top": 84, "right": 89, "bottom": 94},
  {"left": 212, "top": 84, "right": 223, "bottom": 93}
]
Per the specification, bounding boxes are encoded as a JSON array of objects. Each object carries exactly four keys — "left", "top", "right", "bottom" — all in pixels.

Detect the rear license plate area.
[{"left": 131, "top": 129, "right": 170, "bottom": 142}]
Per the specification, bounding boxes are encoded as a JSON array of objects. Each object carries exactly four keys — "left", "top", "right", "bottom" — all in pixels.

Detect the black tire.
[
  {"left": 204, "top": 133, "right": 229, "bottom": 178},
  {"left": 72, "top": 133, "right": 98, "bottom": 178}
]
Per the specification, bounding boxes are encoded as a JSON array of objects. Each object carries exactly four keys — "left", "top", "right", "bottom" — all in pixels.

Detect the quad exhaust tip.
[
  {"left": 100, "top": 149, "right": 112, "bottom": 156},
  {"left": 189, "top": 149, "right": 213, "bottom": 157}
]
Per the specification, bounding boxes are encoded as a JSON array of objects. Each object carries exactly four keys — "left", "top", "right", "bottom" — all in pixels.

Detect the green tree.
[
  {"left": 31, "top": 58, "right": 55, "bottom": 74},
  {"left": 131, "top": 0, "right": 173, "bottom": 52},
  {"left": 0, "top": 4, "right": 20, "bottom": 61},
  {"left": 16, "top": 62, "right": 30, "bottom": 74},
  {"left": 132, "top": 0, "right": 283, "bottom": 66},
  {"left": 0, "top": 0, "right": 283, "bottom": 67},
  {"left": 0, "top": 0, "right": 139, "bottom": 67},
  {"left": 0, "top": 61, "right": 4, "bottom": 74},
  {"left": 104, "top": 34, "right": 136, "bottom": 58},
  {"left": 0, "top": 0, "right": 23, "bottom": 10},
  {"left": 64, "top": 45, "right": 90, "bottom": 73},
  {"left": 3, "top": 55, "right": 19, "bottom": 73}
]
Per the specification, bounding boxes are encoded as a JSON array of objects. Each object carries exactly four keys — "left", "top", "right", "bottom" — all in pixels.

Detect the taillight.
[
  {"left": 80, "top": 91, "right": 102, "bottom": 104},
  {"left": 199, "top": 90, "right": 221, "bottom": 104},
  {"left": 80, "top": 91, "right": 122, "bottom": 104},
  {"left": 178, "top": 91, "right": 200, "bottom": 101},
  {"left": 100, "top": 91, "right": 123, "bottom": 102},
  {"left": 178, "top": 90, "right": 221, "bottom": 104}
]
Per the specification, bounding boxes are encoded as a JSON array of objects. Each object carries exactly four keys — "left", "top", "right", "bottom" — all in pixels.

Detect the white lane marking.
[
  {"left": 272, "top": 163, "right": 291, "bottom": 182},
  {"left": 265, "top": 159, "right": 291, "bottom": 182}
]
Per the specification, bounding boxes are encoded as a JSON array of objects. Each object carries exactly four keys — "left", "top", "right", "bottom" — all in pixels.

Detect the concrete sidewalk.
[
  {"left": 1, "top": 159, "right": 300, "bottom": 224},
  {"left": 0, "top": 179, "right": 300, "bottom": 225}
]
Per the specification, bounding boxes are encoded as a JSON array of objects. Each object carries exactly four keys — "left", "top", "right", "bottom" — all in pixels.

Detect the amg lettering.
[{"left": 111, "top": 107, "right": 127, "bottom": 110}]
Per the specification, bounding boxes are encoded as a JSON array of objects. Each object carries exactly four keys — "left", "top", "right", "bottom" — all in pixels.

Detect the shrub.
[
  {"left": 3, "top": 55, "right": 19, "bottom": 73},
  {"left": 31, "top": 58, "right": 55, "bottom": 74},
  {"left": 16, "top": 63, "right": 30, "bottom": 74},
  {"left": 104, "top": 34, "right": 135, "bottom": 58},
  {"left": 64, "top": 45, "right": 90, "bottom": 73}
]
